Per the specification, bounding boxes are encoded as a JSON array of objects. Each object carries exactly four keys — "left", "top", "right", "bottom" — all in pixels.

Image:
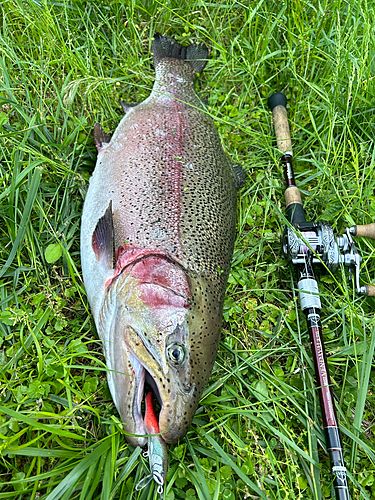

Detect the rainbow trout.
[{"left": 81, "top": 33, "right": 243, "bottom": 486}]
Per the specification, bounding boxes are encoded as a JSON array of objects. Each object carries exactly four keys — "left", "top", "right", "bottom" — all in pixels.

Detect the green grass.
[{"left": 0, "top": 0, "right": 374, "bottom": 499}]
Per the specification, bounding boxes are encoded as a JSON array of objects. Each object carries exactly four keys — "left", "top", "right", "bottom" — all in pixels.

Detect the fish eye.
[{"left": 166, "top": 343, "right": 186, "bottom": 366}]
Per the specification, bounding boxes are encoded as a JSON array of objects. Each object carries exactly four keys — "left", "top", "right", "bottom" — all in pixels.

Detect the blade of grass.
[
  {"left": 0, "top": 166, "right": 42, "bottom": 278},
  {"left": 185, "top": 436, "right": 212, "bottom": 500},
  {"left": 350, "top": 323, "right": 375, "bottom": 468},
  {"left": 199, "top": 428, "right": 270, "bottom": 500},
  {"left": 45, "top": 438, "right": 112, "bottom": 500},
  {"left": 0, "top": 406, "right": 85, "bottom": 441}
]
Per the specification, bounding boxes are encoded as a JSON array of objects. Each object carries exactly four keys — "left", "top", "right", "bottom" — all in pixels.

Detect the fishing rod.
[{"left": 268, "top": 92, "right": 375, "bottom": 500}]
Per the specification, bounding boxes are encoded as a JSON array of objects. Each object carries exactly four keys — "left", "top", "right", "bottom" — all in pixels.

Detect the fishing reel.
[{"left": 282, "top": 221, "right": 375, "bottom": 295}]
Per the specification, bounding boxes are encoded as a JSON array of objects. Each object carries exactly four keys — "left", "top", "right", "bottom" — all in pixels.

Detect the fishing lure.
[{"left": 135, "top": 392, "right": 168, "bottom": 495}]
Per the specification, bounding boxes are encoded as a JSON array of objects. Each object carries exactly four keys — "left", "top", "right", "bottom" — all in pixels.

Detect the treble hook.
[{"left": 135, "top": 392, "right": 168, "bottom": 496}]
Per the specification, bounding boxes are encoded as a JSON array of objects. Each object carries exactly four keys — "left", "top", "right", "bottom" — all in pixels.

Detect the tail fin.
[{"left": 151, "top": 33, "right": 208, "bottom": 75}]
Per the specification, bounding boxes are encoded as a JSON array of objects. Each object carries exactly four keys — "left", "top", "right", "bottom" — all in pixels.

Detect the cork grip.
[
  {"left": 364, "top": 285, "right": 375, "bottom": 297},
  {"left": 352, "top": 223, "right": 375, "bottom": 239},
  {"left": 268, "top": 93, "right": 293, "bottom": 155},
  {"left": 285, "top": 186, "right": 302, "bottom": 208},
  {"left": 272, "top": 105, "right": 293, "bottom": 154}
]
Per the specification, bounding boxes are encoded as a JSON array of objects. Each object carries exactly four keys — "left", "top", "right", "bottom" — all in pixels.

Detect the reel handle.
[
  {"left": 348, "top": 224, "right": 375, "bottom": 295},
  {"left": 364, "top": 285, "right": 375, "bottom": 297},
  {"left": 350, "top": 223, "right": 375, "bottom": 239},
  {"left": 268, "top": 92, "right": 293, "bottom": 154}
]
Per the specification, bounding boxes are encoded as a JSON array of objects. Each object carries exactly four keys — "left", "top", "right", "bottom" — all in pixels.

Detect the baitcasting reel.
[{"left": 283, "top": 221, "right": 375, "bottom": 296}]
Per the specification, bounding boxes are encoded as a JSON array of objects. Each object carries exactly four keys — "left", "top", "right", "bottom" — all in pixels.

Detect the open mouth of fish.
[
  {"left": 131, "top": 356, "right": 163, "bottom": 427},
  {"left": 130, "top": 349, "right": 163, "bottom": 435}
]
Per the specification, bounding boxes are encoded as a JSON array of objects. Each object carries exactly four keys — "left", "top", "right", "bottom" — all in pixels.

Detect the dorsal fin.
[
  {"left": 92, "top": 201, "right": 114, "bottom": 269},
  {"left": 94, "top": 123, "right": 111, "bottom": 152}
]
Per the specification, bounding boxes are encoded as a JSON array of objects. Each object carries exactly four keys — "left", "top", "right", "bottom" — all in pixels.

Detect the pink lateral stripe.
[{"left": 166, "top": 96, "right": 185, "bottom": 254}]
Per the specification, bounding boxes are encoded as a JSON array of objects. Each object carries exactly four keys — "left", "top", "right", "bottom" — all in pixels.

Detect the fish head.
[{"left": 105, "top": 254, "right": 222, "bottom": 445}]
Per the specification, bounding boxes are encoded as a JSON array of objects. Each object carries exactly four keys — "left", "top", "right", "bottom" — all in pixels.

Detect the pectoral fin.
[{"left": 92, "top": 201, "right": 115, "bottom": 270}]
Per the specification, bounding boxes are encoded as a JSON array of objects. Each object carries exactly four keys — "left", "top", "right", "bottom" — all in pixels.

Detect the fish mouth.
[
  {"left": 125, "top": 327, "right": 195, "bottom": 445},
  {"left": 127, "top": 338, "right": 164, "bottom": 442}
]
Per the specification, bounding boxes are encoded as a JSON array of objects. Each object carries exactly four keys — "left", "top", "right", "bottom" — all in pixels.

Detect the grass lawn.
[{"left": 0, "top": 0, "right": 374, "bottom": 499}]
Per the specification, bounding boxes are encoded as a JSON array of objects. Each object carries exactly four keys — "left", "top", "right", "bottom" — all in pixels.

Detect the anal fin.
[
  {"left": 94, "top": 123, "right": 111, "bottom": 152},
  {"left": 92, "top": 201, "right": 115, "bottom": 270}
]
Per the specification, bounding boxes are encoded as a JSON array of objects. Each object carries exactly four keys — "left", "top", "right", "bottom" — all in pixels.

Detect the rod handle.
[
  {"left": 268, "top": 92, "right": 293, "bottom": 154},
  {"left": 350, "top": 223, "right": 375, "bottom": 239}
]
